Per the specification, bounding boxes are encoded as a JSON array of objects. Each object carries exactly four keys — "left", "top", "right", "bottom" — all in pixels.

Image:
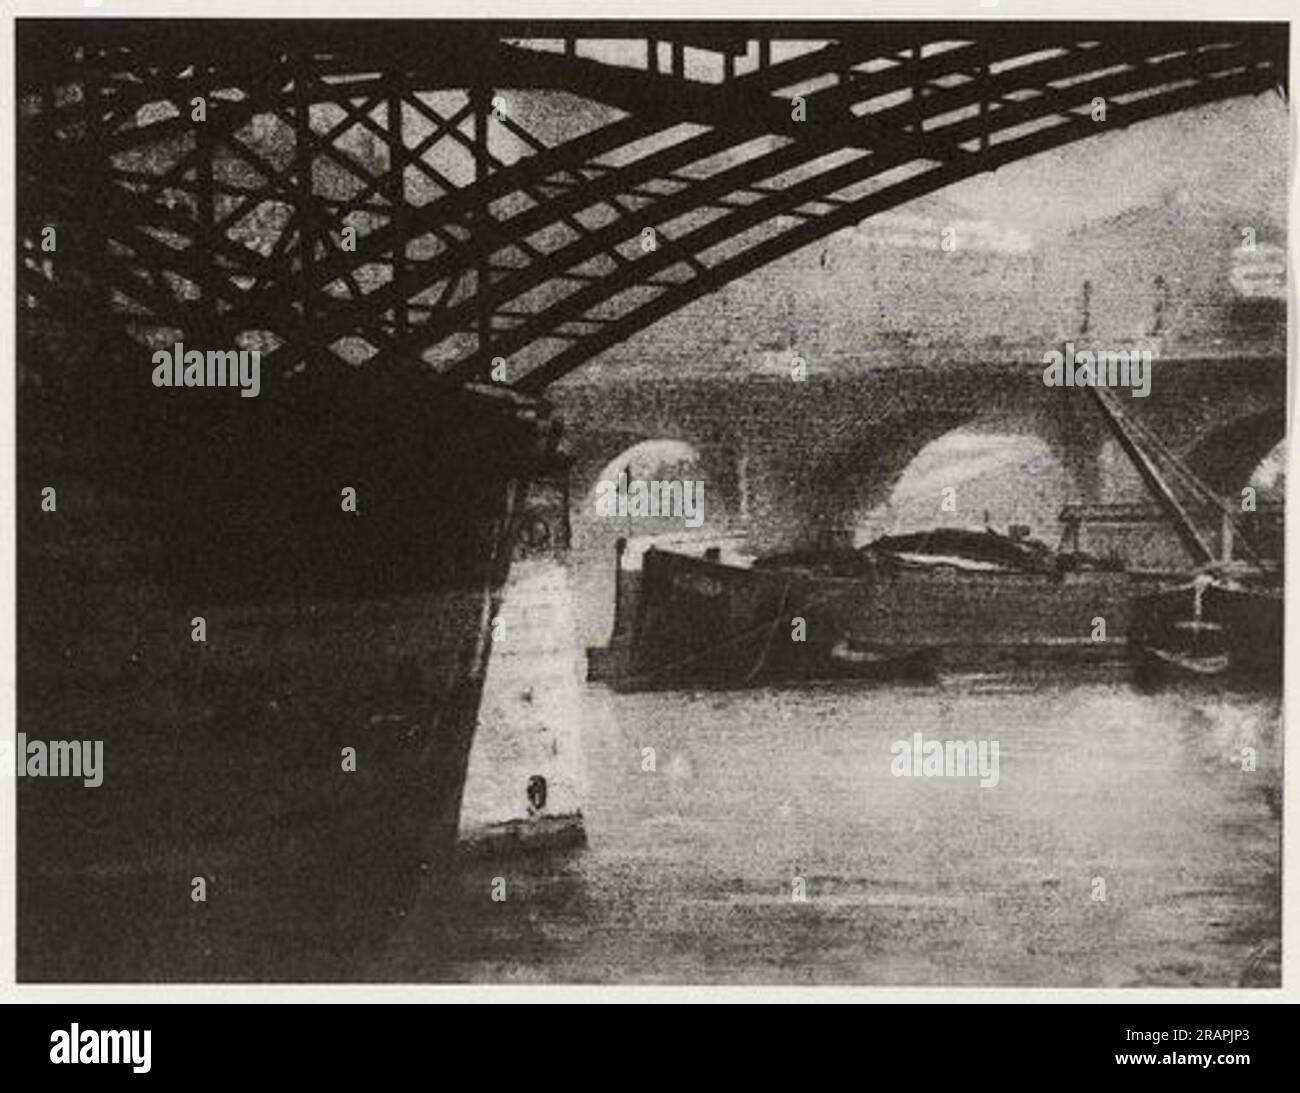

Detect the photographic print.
[{"left": 13, "top": 14, "right": 1287, "bottom": 987}]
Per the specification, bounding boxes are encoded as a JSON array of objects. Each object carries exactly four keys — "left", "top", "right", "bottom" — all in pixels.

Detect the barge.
[{"left": 593, "top": 523, "right": 1173, "bottom": 691}]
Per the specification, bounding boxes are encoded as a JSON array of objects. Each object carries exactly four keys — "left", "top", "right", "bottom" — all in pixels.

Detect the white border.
[{"left": 1, "top": 0, "right": 1295, "bottom": 1004}]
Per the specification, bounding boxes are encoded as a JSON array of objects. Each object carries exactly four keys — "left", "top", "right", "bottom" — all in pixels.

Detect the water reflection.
[{"left": 375, "top": 675, "right": 1280, "bottom": 986}]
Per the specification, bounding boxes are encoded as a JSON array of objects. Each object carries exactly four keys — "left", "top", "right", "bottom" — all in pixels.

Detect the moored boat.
[
  {"left": 598, "top": 522, "right": 1168, "bottom": 691},
  {"left": 1130, "top": 565, "right": 1283, "bottom": 682},
  {"left": 1084, "top": 385, "right": 1284, "bottom": 686}
]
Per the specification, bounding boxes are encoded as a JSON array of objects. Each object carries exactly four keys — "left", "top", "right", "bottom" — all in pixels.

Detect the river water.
[{"left": 373, "top": 668, "right": 1280, "bottom": 986}]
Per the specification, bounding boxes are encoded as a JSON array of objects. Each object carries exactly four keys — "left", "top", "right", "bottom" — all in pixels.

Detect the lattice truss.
[{"left": 17, "top": 24, "right": 1286, "bottom": 393}]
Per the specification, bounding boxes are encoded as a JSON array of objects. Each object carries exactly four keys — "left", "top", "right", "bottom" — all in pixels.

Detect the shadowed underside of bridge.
[{"left": 18, "top": 20, "right": 1287, "bottom": 400}]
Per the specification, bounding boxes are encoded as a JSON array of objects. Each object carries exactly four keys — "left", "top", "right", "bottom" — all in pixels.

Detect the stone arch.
[
  {"left": 1182, "top": 406, "right": 1286, "bottom": 497},
  {"left": 789, "top": 410, "right": 974, "bottom": 548},
  {"left": 570, "top": 434, "right": 733, "bottom": 557},
  {"left": 783, "top": 401, "right": 1094, "bottom": 550}
]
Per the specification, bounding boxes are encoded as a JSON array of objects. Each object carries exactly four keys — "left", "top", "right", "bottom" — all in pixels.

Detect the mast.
[{"left": 1087, "top": 385, "right": 1216, "bottom": 565}]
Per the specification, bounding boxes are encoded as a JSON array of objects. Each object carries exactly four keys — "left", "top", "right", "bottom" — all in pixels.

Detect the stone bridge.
[{"left": 555, "top": 352, "right": 1285, "bottom": 555}]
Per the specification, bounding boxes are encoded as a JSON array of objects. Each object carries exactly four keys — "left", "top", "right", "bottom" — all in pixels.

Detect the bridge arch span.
[
  {"left": 1182, "top": 407, "right": 1287, "bottom": 498},
  {"left": 756, "top": 394, "right": 1122, "bottom": 551},
  {"left": 830, "top": 411, "right": 1107, "bottom": 548},
  {"left": 569, "top": 434, "right": 736, "bottom": 558}
]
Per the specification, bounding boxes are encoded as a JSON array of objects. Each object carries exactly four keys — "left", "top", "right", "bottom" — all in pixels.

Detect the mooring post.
[
  {"left": 614, "top": 536, "right": 628, "bottom": 635},
  {"left": 1220, "top": 507, "right": 1235, "bottom": 562}
]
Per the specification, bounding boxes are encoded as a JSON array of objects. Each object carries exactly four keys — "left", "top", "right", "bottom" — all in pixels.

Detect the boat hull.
[
  {"left": 1129, "top": 577, "right": 1283, "bottom": 684},
  {"left": 614, "top": 548, "right": 1163, "bottom": 690}
]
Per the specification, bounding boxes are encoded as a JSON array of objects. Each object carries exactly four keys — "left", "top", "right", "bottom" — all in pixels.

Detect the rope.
[
  {"left": 744, "top": 580, "right": 792, "bottom": 684},
  {"left": 1097, "top": 386, "right": 1261, "bottom": 562}
]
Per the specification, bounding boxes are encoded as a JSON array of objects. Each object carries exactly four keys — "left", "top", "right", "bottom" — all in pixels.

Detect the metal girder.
[
  {"left": 518, "top": 66, "right": 1282, "bottom": 392},
  {"left": 299, "top": 38, "right": 1281, "bottom": 383},
  {"left": 17, "top": 21, "right": 1288, "bottom": 395}
]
